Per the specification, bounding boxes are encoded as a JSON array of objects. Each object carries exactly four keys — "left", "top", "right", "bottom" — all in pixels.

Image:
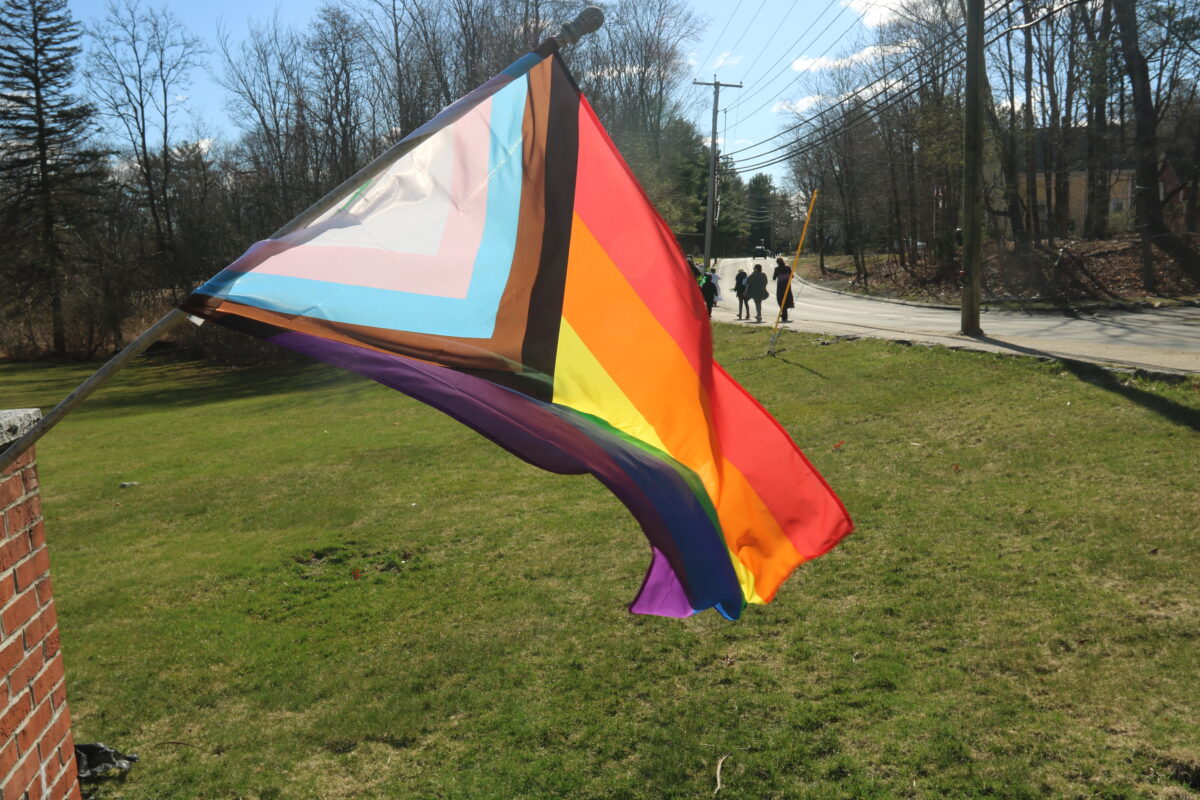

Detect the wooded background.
[{"left": 1, "top": 0, "right": 1198, "bottom": 358}]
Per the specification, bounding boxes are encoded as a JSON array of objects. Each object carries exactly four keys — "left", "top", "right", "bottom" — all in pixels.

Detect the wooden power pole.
[
  {"left": 694, "top": 77, "right": 742, "bottom": 271},
  {"left": 960, "top": 0, "right": 985, "bottom": 336}
]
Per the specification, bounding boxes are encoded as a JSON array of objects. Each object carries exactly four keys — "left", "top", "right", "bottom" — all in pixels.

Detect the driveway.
[{"left": 703, "top": 257, "right": 1200, "bottom": 375}]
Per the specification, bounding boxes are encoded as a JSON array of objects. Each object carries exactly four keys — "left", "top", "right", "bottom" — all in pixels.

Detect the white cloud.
[
  {"left": 842, "top": 0, "right": 906, "bottom": 27},
  {"left": 772, "top": 95, "right": 823, "bottom": 114},
  {"left": 713, "top": 51, "right": 744, "bottom": 70},
  {"left": 839, "top": 76, "right": 908, "bottom": 103},
  {"left": 792, "top": 43, "right": 909, "bottom": 73}
]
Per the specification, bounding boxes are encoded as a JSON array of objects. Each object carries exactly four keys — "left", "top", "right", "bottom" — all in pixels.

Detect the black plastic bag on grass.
[{"left": 76, "top": 743, "right": 138, "bottom": 780}]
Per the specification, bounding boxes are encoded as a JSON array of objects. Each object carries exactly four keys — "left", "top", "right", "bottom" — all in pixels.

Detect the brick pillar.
[{"left": 1, "top": 410, "right": 80, "bottom": 800}]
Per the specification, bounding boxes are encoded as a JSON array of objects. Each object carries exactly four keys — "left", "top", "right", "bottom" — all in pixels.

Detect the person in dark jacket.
[
  {"left": 745, "top": 263, "right": 769, "bottom": 322},
  {"left": 773, "top": 257, "right": 794, "bottom": 322},
  {"left": 699, "top": 272, "right": 718, "bottom": 317},
  {"left": 734, "top": 268, "right": 749, "bottom": 319}
]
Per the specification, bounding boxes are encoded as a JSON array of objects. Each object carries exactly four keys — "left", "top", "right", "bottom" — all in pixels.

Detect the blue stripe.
[
  {"left": 501, "top": 51, "right": 543, "bottom": 78},
  {"left": 192, "top": 75, "right": 530, "bottom": 340}
]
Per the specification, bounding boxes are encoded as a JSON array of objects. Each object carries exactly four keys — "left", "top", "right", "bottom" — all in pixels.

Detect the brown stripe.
[{"left": 515, "top": 54, "right": 579, "bottom": 400}]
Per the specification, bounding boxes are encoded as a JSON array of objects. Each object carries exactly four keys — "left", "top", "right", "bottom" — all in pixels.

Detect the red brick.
[
  {"left": 30, "top": 652, "right": 62, "bottom": 705},
  {"left": 23, "top": 602, "right": 56, "bottom": 650},
  {"left": 10, "top": 748, "right": 44, "bottom": 800},
  {"left": 28, "top": 519, "right": 46, "bottom": 549},
  {"left": 21, "top": 467, "right": 38, "bottom": 495},
  {"left": 34, "top": 576, "right": 53, "bottom": 608},
  {"left": 31, "top": 653, "right": 62, "bottom": 705},
  {"left": 9, "top": 646, "right": 44, "bottom": 695},
  {"left": 58, "top": 734, "right": 73, "bottom": 767},
  {"left": 1, "top": 586, "right": 38, "bottom": 637},
  {"left": 16, "top": 696, "right": 52, "bottom": 755},
  {"left": 0, "top": 533, "right": 32, "bottom": 572},
  {"left": 0, "top": 634, "right": 23, "bottom": 677},
  {"left": 39, "top": 706, "right": 71, "bottom": 755},
  {"left": 50, "top": 682, "right": 66, "bottom": 710},
  {"left": 43, "top": 629, "right": 60, "bottom": 659},
  {"left": 49, "top": 751, "right": 79, "bottom": 800},
  {"left": 14, "top": 547, "right": 50, "bottom": 593},
  {"left": 0, "top": 735, "right": 18, "bottom": 780},
  {"left": 4, "top": 494, "right": 40, "bottom": 535},
  {"left": 0, "top": 473, "right": 22, "bottom": 508},
  {"left": 0, "top": 691, "right": 32, "bottom": 739},
  {"left": 0, "top": 575, "right": 14, "bottom": 608},
  {"left": 1, "top": 446, "right": 33, "bottom": 473}
]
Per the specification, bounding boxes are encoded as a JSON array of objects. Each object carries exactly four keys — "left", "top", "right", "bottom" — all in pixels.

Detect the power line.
[
  {"left": 726, "top": 0, "right": 851, "bottom": 113},
  {"left": 695, "top": 0, "right": 745, "bottom": 78},
  {"left": 726, "top": 0, "right": 1010, "bottom": 159},
  {"left": 732, "top": 0, "right": 804, "bottom": 86},
  {"left": 730, "top": 0, "right": 1028, "bottom": 175},
  {"left": 727, "top": 9, "right": 871, "bottom": 122},
  {"left": 726, "top": 0, "right": 1015, "bottom": 166},
  {"left": 720, "top": 0, "right": 771, "bottom": 67}
]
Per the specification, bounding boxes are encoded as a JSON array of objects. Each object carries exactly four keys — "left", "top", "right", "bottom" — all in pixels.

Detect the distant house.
[{"left": 1015, "top": 127, "right": 1192, "bottom": 236}]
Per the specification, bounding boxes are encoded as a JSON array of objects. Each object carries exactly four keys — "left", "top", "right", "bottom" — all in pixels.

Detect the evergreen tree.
[{"left": 0, "top": 0, "right": 97, "bottom": 355}]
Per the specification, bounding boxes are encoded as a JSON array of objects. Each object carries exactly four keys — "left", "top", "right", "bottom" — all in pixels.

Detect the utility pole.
[
  {"left": 960, "top": 0, "right": 984, "bottom": 335},
  {"left": 694, "top": 77, "right": 742, "bottom": 271}
]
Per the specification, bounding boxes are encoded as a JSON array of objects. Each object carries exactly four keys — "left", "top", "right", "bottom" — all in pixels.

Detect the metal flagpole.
[
  {"left": 0, "top": 7, "right": 605, "bottom": 473},
  {"left": 767, "top": 191, "right": 818, "bottom": 355}
]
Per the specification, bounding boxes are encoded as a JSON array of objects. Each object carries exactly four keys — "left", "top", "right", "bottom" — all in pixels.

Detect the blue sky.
[{"left": 68, "top": 0, "right": 893, "bottom": 185}]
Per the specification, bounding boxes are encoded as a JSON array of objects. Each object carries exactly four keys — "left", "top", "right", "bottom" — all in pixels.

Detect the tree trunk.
[
  {"left": 1023, "top": 1, "right": 1040, "bottom": 247},
  {"left": 1186, "top": 129, "right": 1200, "bottom": 233},
  {"left": 1083, "top": 0, "right": 1112, "bottom": 240},
  {"left": 1113, "top": 0, "right": 1200, "bottom": 282}
]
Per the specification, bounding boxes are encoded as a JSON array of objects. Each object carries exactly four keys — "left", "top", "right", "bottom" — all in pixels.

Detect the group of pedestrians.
[
  {"left": 732, "top": 257, "right": 794, "bottom": 323},
  {"left": 691, "top": 256, "right": 796, "bottom": 323}
]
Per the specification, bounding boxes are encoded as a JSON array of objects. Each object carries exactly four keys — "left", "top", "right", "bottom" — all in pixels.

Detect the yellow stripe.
[
  {"left": 552, "top": 318, "right": 668, "bottom": 453},
  {"left": 554, "top": 262, "right": 767, "bottom": 605}
]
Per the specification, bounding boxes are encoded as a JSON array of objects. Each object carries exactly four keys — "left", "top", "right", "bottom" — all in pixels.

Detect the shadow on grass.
[
  {"left": 7, "top": 354, "right": 362, "bottom": 415},
  {"left": 731, "top": 349, "right": 829, "bottom": 378},
  {"left": 970, "top": 335, "right": 1200, "bottom": 433}
]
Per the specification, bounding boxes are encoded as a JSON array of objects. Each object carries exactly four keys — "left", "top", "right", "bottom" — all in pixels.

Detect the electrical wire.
[
  {"left": 719, "top": 0, "right": 771, "bottom": 68},
  {"left": 730, "top": 0, "right": 1032, "bottom": 175},
  {"left": 726, "top": 0, "right": 853, "bottom": 114},
  {"left": 696, "top": 0, "right": 746, "bottom": 78},
  {"left": 726, "top": 0, "right": 1016, "bottom": 167},
  {"left": 732, "top": 0, "right": 804, "bottom": 86},
  {"left": 725, "top": 0, "right": 1012, "bottom": 159}
]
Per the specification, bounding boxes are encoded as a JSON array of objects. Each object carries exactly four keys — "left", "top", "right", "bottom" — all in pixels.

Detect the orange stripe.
[{"left": 560, "top": 215, "right": 804, "bottom": 599}]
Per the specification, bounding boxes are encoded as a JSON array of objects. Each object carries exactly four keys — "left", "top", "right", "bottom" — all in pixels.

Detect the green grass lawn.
[{"left": 3, "top": 329, "right": 1198, "bottom": 799}]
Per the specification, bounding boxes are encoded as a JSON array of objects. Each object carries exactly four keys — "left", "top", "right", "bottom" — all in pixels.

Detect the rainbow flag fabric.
[{"left": 180, "top": 42, "right": 853, "bottom": 619}]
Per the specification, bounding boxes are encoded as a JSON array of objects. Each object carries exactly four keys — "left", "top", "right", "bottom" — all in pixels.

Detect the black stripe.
[{"left": 518, "top": 54, "right": 579, "bottom": 403}]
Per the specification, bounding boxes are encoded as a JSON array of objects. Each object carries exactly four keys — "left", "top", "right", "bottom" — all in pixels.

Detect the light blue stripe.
[
  {"left": 194, "top": 76, "right": 529, "bottom": 339},
  {"left": 501, "top": 52, "right": 543, "bottom": 78}
]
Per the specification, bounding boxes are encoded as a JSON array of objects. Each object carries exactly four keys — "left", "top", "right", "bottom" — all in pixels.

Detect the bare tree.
[{"left": 88, "top": 0, "right": 205, "bottom": 260}]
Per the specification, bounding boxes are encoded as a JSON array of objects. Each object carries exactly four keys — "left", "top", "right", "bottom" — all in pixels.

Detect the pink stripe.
[{"left": 225, "top": 97, "right": 495, "bottom": 299}]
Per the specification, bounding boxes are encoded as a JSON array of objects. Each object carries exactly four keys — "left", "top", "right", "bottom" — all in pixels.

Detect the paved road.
[{"left": 703, "top": 257, "right": 1200, "bottom": 375}]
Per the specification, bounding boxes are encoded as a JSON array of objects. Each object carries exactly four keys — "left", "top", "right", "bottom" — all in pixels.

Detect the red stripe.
[{"left": 572, "top": 98, "right": 709, "bottom": 374}]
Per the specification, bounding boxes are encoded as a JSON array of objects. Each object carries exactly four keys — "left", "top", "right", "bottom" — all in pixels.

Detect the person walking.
[
  {"left": 734, "top": 268, "right": 749, "bottom": 319},
  {"left": 706, "top": 267, "right": 723, "bottom": 305},
  {"left": 699, "top": 271, "right": 718, "bottom": 317},
  {"left": 745, "top": 263, "right": 769, "bottom": 322},
  {"left": 773, "top": 257, "right": 794, "bottom": 322}
]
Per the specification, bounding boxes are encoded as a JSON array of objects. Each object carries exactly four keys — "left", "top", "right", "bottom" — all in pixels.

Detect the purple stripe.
[{"left": 270, "top": 331, "right": 742, "bottom": 618}]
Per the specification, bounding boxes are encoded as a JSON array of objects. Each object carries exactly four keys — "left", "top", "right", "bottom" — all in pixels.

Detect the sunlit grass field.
[{"left": 2, "top": 327, "right": 1198, "bottom": 799}]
